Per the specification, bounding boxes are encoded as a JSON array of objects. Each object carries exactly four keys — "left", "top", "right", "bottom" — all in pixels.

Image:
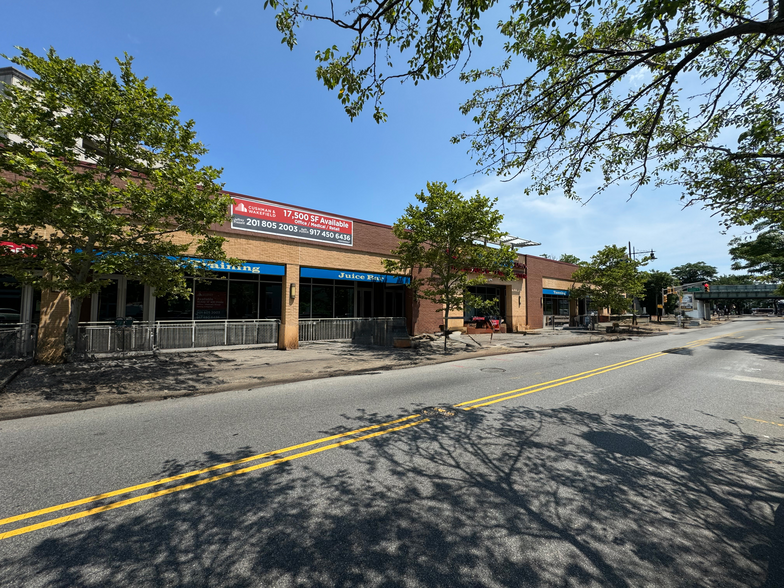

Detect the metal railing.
[
  {"left": 0, "top": 323, "right": 38, "bottom": 359},
  {"left": 76, "top": 319, "right": 280, "bottom": 355},
  {"left": 299, "top": 317, "right": 408, "bottom": 346}
]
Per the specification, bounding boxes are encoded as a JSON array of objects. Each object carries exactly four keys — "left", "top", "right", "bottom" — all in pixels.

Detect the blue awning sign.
[
  {"left": 301, "top": 267, "right": 410, "bottom": 284},
  {"left": 185, "top": 258, "right": 285, "bottom": 276},
  {"left": 543, "top": 288, "right": 569, "bottom": 296}
]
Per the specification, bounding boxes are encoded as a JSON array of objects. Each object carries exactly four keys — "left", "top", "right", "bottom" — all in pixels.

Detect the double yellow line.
[
  {"left": 0, "top": 331, "right": 733, "bottom": 541},
  {"left": 0, "top": 415, "right": 428, "bottom": 541}
]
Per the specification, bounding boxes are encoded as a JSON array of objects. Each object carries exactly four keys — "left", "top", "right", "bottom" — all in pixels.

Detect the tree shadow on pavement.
[
  {"left": 1, "top": 407, "right": 782, "bottom": 587},
  {"left": 4, "top": 353, "right": 231, "bottom": 402},
  {"left": 707, "top": 341, "right": 784, "bottom": 363}
]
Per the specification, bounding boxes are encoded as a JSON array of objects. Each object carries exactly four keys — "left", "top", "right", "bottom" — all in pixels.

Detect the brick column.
[{"left": 278, "top": 264, "right": 300, "bottom": 350}]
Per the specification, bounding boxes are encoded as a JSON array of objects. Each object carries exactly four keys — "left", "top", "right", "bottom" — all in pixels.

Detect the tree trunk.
[
  {"left": 63, "top": 296, "right": 84, "bottom": 363},
  {"left": 443, "top": 306, "right": 449, "bottom": 354}
]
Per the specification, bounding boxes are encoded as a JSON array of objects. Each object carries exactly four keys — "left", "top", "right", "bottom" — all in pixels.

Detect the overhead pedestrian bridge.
[{"left": 694, "top": 284, "right": 781, "bottom": 300}]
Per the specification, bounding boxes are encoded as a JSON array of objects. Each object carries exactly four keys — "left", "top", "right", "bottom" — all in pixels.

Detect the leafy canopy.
[
  {"left": 570, "top": 245, "right": 647, "bottom": 314},
  {"left": 0, "top": 48, "right": 232, "bottom": 298},
  {"left": 729, "top": 224, "right": 784, "bottom": 284},
  {"left": 642, "top": 270, "right": 678, "bottom": 315},
  {"left": 0, "top": 48, "right": 233, "bottom": 358},
  {"left": 670, "top": 262, "right": 718, "bottom": 284},
  {"left": 265, "top": 0, "right": 784, "bottom": 228},
  {"left": 558, "top": 254, "right": 582, "bottom": 265},
  {"left": 383, "top": 181, "right": 516, "bottom": 350}
]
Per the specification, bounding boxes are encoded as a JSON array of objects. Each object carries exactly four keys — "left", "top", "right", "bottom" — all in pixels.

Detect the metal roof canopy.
[{"left": 481, "top": 235, "right": 541, "bottom": 249}]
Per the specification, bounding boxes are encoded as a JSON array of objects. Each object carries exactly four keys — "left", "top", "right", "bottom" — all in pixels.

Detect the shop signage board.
[
  {"left": 301, "top": 267, "right": 410, "bottom": 284},
  {"left": 543, "top": 288, "right": 569, "bottom": 296},
  {"left": 182, "top": 257, "right": 285, "bottom": 276},
  {"left": 0, "top": 241, "right": 36, "bottom": 253},
  {"left": 231, "top": 197, "right": 353, "bottom": 247}
]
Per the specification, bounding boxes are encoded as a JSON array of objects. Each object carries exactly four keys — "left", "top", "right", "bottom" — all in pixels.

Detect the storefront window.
[
  {"left": 335, "top": 285, "right": 354, "bottom": 317},
  {"left": 543, "top": 294, "right": 569, "bottom": 316},
  {"left": 156, "top": 279, "right": 194, "bottom": 321},
  {"left": 384, "top": 288, "right": 405, "bottom": 317},
  {"left": 311, "top": 285, "right": 333, "bottom": 318},
  {"left": 466, "top": 285, "right": 502, "bottom": 318},
  {"left": 299, "top": 283, "right": 312, "bottom": 318},
  {"left": 0, "top": 275, "right": 22, "bottom": 323},
  {"left": 229, "top": 281, "right": 258, "bottom": 319},
  {"left": 262, "top": 283, "right": 282, "bottom": 319},
  {"left": 125, "top": 280, "right": 145, "bottom": 322},
  {"left": 97, "top": 279, "right": 120, "bottom": 322},
  {"left": 194, "top": 279, "right": 228, "bottom": 320}
]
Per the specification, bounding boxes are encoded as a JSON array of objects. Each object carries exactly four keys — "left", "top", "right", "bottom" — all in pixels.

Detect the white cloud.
[
  {"left": 457, "top": 173, "right": 744, "bottom": 275},
  {"left": 214, "top": 6, "right": 222, "bottom": 16}
]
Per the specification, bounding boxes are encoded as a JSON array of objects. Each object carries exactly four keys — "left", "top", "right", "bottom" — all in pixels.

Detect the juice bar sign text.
[{"left": 231, "top": 198, "right": 353, "bottom": 247}]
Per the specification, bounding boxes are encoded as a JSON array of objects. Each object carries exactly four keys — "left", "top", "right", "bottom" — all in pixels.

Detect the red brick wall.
[{"left": 524, "top": 255, "right": 578, "bottom": 330}]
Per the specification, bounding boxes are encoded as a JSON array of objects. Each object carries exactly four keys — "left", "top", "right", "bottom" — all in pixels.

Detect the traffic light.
[
  {"left": 663, "top": 295, "right": 668, "bottom": 303},
  {"left": 703, "top": 282, "right": 710, "bottom": 292}
]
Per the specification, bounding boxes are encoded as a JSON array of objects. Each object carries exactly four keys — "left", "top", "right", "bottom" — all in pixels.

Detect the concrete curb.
[{"left": 0, "top": 329, "right": 666, "bottom": 422}]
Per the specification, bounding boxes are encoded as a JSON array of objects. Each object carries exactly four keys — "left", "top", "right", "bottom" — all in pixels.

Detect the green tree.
[
  {"left": 0, "top": 48, "right": 233, "bottom": 362},
  {"left": 570, "top": 245, "right": 647, "bottom": 314},
  {"left": 558, "top": 254, "right": 581, "bottom": 265},
  {"left": 670, "top": 262, "right": 719, "bottom": 285},
  {"left": 729, "top": 225, "right": 784, "bottom": 295},
  {"left": 264, "top": 0, "right": 784, "bottom": 228},
  {"left": 711, "top": 274, "right": 759, "bottom": 286},
  {"left": 642, "top": 270, "right": 678, "bottom": 318},
  {"left": 729, "top": 225, "right": 784, "bottom": 280},
  {"left": 383, "top": 181, "right": 516, "bottom": 352}
]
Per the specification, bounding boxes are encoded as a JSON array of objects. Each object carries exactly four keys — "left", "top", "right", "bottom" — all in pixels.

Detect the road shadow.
[
  {"left": 707, "top": 341, "right": 784, "bottom": 363},
  {"left": 1, "top": 408, "right": 782, "bottom": 587}
]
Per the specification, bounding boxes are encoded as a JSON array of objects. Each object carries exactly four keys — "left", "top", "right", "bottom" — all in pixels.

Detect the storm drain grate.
[{"left": 480, "top": 367, "right": 506, "bottom": 373}]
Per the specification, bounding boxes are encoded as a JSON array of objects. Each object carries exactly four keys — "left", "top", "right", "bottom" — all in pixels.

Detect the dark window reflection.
[
  {"left": 194, "top": 279, "right": 228, "bottom": 320},
  {"left": 335, "top": 286, "right": 354, "bottom": 317},
  {"left": 0, "top": 275, "right": 22, "bottom": 323},
  {"left": 311, "top": 285, "right": 333, "bottom": 318},
  {"left": 97, "top": 279, "right": 120, "bottom": 322},
  {"left": 125, "top": 280, "right": 145, "bottom": 321},
  {"left": 262, "top": 283, "right": 281, "bottom": 319},
  {"left": 229, "top": 281, "right": 258, "bottom": 319},
  {"left": 156, "top": 279, "right": 194, "bottom": 321}
]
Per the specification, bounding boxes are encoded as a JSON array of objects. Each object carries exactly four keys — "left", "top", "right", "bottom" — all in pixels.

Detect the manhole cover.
[
  {"left": 480, "top": 367, "right": 506, "bottom": 373},
  {"left": 421, "top": 406, "right": 458, "bottom": 418}
]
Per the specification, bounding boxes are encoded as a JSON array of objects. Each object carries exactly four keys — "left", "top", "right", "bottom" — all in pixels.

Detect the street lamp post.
[{"left": 627, "top": 242, "right": 656, "bottom": 324}]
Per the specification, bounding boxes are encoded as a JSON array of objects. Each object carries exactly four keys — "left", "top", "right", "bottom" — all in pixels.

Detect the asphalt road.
[{"left": 0, "top": 317, "right": 782, "bottom": 587}]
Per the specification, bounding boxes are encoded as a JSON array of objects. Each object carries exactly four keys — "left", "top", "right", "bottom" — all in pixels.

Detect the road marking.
[
  {"left": 0, "top": 328, "right": 748, "bottom": 541},
  {"left": 0, "top": 414, "right": 421, "bottom": 529},
  {"left": 733, "top": 376, "right": 784, "bottom": 387},
  {"left": 0, "top": 417, "right": 428, "bottom": 541},
  {"left": 743, "top": 417, "right": 784, "bottom": 428},
  {"left": 456, "top": 352, "right": 665, "bottom": 409}
]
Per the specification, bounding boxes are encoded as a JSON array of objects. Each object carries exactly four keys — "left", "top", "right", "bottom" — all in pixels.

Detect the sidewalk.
[{"left": 0, "top": 322, "right": 681, "bottom": 422}]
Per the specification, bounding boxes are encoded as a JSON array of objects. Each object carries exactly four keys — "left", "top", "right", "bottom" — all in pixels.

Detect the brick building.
[{"left": 0, "top": 66, "right": 580, "bottom": 360}]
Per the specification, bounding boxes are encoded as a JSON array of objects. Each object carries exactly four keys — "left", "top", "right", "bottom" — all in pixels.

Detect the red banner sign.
[
  {"left": 231, "top": 198, "right": 353, "bottom": 247},
  {"left": 0, "top": 242, "right": 36, "bottom": 253}
]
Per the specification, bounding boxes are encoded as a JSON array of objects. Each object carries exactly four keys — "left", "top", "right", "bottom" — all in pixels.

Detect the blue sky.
[{"left": 2, "top": 1, "right": 748, "bottom": 275}]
